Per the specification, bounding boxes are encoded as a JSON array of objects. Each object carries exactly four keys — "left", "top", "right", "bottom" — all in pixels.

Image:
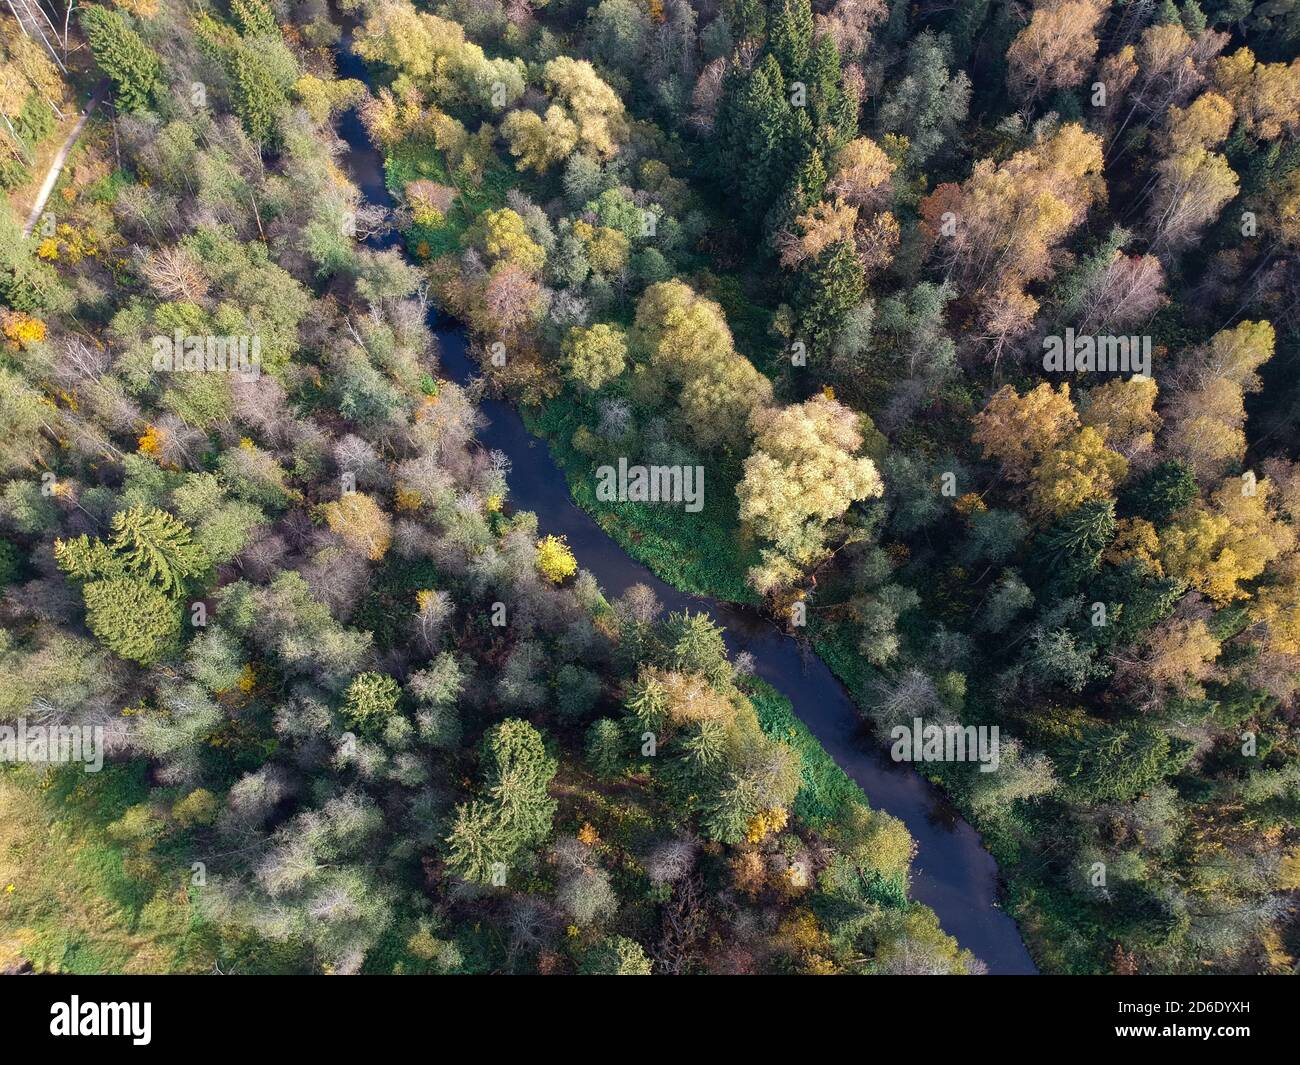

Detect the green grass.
[
  {"left": 526, "top": 391, "right": 761, "bottom": 603},
  {"left": 749, "top": 680, "right": 868, "bottom": 829},
  {"left": 0, "top": 765, "right": 209, "bottom": 974},
  {"left": 384, "top": 139, "right": 515, "bottom": 260}
]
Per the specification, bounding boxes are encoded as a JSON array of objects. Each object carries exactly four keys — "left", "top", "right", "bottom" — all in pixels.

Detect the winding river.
[{"left": 333, "top": 31, "right": 1038, "bottom": 975}]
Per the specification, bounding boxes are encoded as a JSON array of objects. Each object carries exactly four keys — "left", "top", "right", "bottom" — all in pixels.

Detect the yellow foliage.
[
  {"left": 322, "top": 492, "right": 394, "bottom": 561},
  {"left": 1081, "top": 376, "right": 1161, "bottom": 456},
  {"left": 1031, "top": 426, "right": 1128, "bottom": 517},
  {"left": 535, "top": 534, "right": 578, "bottom": 583},
  {"left": 236, "top": 664, "right": 256, "bottom": 694},
  {"left": 1166, "top": 91, "right": 1235, "bottom": 153},
  {"left": 1160, "top": 479, "right": 1294, "bottom": 603},
  {"left": 1247, "top": 554, "right": 1300, "bottom": 655},
  {"left": 136, "top": 424, "right": 165, "bottom": 457},
  {"left": 729, "top": 849, "right": 767, "bottom": 897},
  {"left": 478, "top": 208, "right": 546, "bottom": 274},
  {"left": 745, "top": 806, "right": 789, "bottom": 844},
  {"left": 1213, "top": 48, "right": 1300, "bottom": 141},
  {"left": 1, "top": 311, "right": 47, "bottom": 350},
  {"left": 1278, "top": 848, "right": 1300, "bottom": 891},
  {"left": 973, "top": 382, "right": 1079, "bottom": 480},
  {"left": 395, "top": 487, "right": 423, "bottom": 512},
  {"left": 573, "top": 221, "right": 629, "bottom": 275},
  {"left": 1105, "top": 517, "right": 1164, "bottom": 575}
]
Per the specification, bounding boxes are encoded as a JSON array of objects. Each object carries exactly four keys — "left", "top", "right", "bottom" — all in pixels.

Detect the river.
[{"left": 333, "top": 29, "right": 1038, "bottom": 975}]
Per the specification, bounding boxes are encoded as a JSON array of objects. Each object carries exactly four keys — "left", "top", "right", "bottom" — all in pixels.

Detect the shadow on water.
[{"left": 332, "top": 29, "right": 1037, "bottom": 975}]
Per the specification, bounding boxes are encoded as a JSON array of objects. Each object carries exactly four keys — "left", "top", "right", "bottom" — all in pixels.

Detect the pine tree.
[
  {"left": 107, "top": 506, "right": 209, "bottom": 598},
  {"left": 81, "top": 578, "right": 183, "bottom": 665},
  {"left": 794, "top": 239, "right": 866, "bottom": 356},
  {"left": 768, "top": 0, "right": 814, "bottom": 82},
  {"left": 80, "top": 6, "right": 162, "bottom": 114},
  {"left": 231, "top": 0, "right": 278, "bottom": 37},
  {"left": 232, "top": 49, "right": 286, "bottom": 147}
]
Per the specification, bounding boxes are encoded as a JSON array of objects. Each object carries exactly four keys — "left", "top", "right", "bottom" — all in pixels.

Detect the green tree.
[
  {"left": 585, "top": 718, "right": 624, "bottom": 777},
  {"left": 342, "top": 672, "right": 402, "bottom": 736},
  {"left": 1122, "top": 461, "right": 1198, "bottom": 525},
  {"left": 107, "top": 506, "right": 209, "bottom": 597},
  {"left": 1060, "top": 722, "right": 1175, "bottom": 803},
  {"left": 579, "top": 934, "right": 653, "bottom": 974},
  {"left": 768, "top": 0, "right": 814, "bottom": 81},
  {"left": 662, "top": 611, "right": 732, "bottom": 688},
  {"left": 793, "top": 239, "right": 866, "bottom": 356},
  {"left": 82, "top": 578, "right": 183, "bottom": 665},
  {"left": 445, "top": 720, "right": 558, "bottom": 883},
  {"left": 81, "top": 6, "right": 163, "bottom": 114}
]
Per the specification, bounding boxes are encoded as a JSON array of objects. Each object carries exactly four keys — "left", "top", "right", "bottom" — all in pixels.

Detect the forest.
[{"left": 0, "top": 0, "right": 1297, "bottom": 976}]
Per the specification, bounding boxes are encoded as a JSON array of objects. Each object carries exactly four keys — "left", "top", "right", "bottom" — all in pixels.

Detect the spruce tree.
[{"left": 81, "top": 6, "right": 162, "bottom": 114}]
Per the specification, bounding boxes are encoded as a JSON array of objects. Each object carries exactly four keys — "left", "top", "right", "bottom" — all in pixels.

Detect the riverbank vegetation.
[
  {"left": 348, "top": 0, "right": 1300, "bottom": 973},
  {"left": 0, "top": 0, "right": 983, "bottom": 975}
]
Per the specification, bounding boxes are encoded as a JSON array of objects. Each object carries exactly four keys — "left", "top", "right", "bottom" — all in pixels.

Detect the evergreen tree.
[
  {"left": 793, "top": 239, "right": 866, "bottom": 356},
  {"left": 445, "top": 720, "right": 558, "bottom": 882},
  {"left": 82, "top": 578, "right": 183, "bottom": 665},
  {"left": 768, "top": 0, "right": 815, "bottom": 82},
  {"left": 81, "top": 6, "right": 162, "bottom": 114}
]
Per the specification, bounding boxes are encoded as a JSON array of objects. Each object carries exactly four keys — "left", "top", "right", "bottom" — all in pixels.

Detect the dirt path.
[{"left": 21, "top": 81, "right": 108, "bottom": 238}]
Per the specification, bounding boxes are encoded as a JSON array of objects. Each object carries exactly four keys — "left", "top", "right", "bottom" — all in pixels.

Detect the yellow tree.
[
  {"left": 504, "top": 56, "right": 626, "bottom": 172},
  {"left": 679, "top": 358, "right": 774, "bottom": 452},
  {"left": 543, "top": 58, "right": 628, "bottom": 158},
  {"left": 1111, "top": 614, "right": 1221, "bottom": 709},
  {"left": 1249, "top": 554, "right": 1300, "bottom": 656},
  {"left": 322, "top": 492, "right": 394, "bottom": 561},
  {"left": 1213, "top": 48, "right": 1300, "bottom": 141},
  {"left": 1148, "top": 145, "right": 1238, "bottom": 253},
  {"left": 1007, "top": 0, "right": 1108, "bottom": 105},
  {"left": 1161, "top": 377, "right": 1247, "bottom": 482},
  {"left": 1031, "top": 426, "right": 1129, "bottom": 518},
  {"left": 561, "top": 323, "right": 627, "bottom": 391},
  {"left": 1164, "top": 91, "right": 1234, "bottom": 154},
  {"left": 633, "top": 281, "right": 772, "bottom": 450},
  {"left": 472, "top": 208, "right": 547, "bottom": 274},
  {"left": 1081, "top": 376, "right": 1161, "bottom": 459},
  {"left": 1163, "top": 321, "right": 1274, "bottom": 482},
  {"left": 921, "top": 123, "right": 1104, "bottom": 350},
  {"left": 972, "top": 382, "right": 1079, "bottom": 481},
  {"left": 501, "top": 106, "right": 578, "bottom": 173},
  {"left": 536, "top": 534, "right": 578, "bottom": 583},
  {"left": 737, "top": 393, "right": 883, "bottom": 574},
  {"left": 1159, "top": 479, "right": 1295, "bottom": 603},
  {"left": 827, "top": 137, "right": 895, "bottom": 208}
]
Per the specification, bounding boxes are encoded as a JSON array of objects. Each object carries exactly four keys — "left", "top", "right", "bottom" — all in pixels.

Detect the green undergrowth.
[{"left": 525, "top": 391, "right": 761, "bottom": 604}]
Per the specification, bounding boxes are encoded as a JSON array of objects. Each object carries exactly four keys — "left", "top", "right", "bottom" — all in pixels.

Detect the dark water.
[{"left": 333, "top": 32, "right": 1037, "bottom": 975}]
